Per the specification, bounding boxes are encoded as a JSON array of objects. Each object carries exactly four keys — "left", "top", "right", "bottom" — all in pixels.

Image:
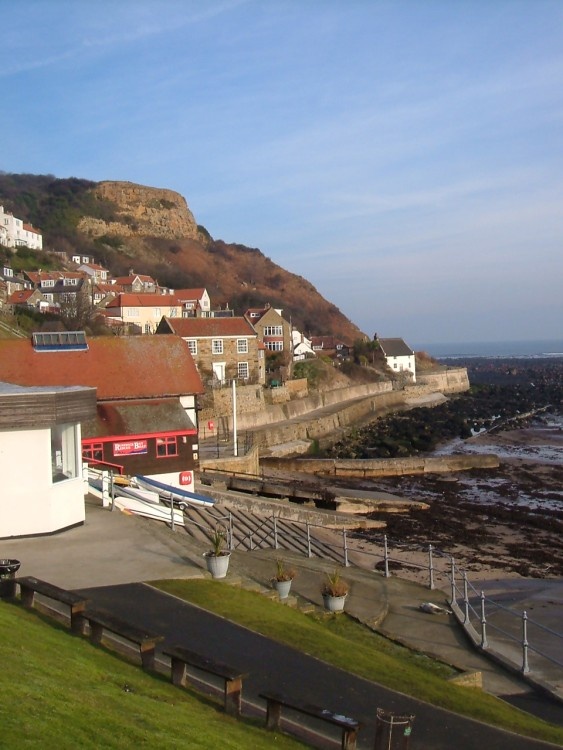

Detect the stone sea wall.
[{"left": 261, "top": 453, "right": 500, "bottom": 477}]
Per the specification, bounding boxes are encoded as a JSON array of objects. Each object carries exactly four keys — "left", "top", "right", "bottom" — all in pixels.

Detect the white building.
[
  {"left": 0, "top": 206, "right": 43, "bottom": 250},
  {"left": 0, "top": 381, "right": 96, "bottom": 537},
  {"left": 377, "top": 337, "right": 417, "bottom": 382}
]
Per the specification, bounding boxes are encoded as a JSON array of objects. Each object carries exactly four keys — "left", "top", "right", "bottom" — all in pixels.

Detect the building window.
[
  {"left": 266, "top": 341, "right": 283, "bottom": 351},
  {"left": 264, "top": 325, "right": 283, "bottom": 336},
  {"left": 129, "top": 307, "right": 139, "bottom": 317},
  {"left": 156, "top": 436, "right": 178, "bottom": 457},
  {"left": 238, "top": 362, "right": 249, "bottom": 379},
  {"left": 82, "top": 442, "right": 104, "bottom": 463},
  {"left": 212, "top": 339, "right": 223, "bottom": 354},
  {"left": 187, "top": 339, "right": 197, "bottom": 355},
  {"left": 237, "top": 338, "right": 248, "bottom": 354},
  {"left": 51, "top": 423, "right": 79, "bottom": 483}
]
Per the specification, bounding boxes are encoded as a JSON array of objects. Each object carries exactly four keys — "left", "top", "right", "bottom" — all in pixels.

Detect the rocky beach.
[{"left": 326, "top": 358, "right": 563, "bottom": 585}]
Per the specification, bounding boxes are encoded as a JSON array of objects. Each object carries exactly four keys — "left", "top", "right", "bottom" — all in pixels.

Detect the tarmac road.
[{"left": 76, "top": 582, "right": 562, "bottom": 750}]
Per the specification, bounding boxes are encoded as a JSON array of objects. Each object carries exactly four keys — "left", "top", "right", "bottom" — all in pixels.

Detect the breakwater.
[{"left": 261, "top": 453, "right": 499, "bottom": 477}]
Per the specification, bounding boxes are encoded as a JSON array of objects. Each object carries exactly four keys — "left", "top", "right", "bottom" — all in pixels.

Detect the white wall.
[{"left": 0, "top": 426, "right": 85, "bottom": 537}]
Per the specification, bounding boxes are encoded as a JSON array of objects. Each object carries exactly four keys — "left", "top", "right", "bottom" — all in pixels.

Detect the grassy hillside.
[{"left": 0, "top": 601, "right": 303, "bottom": 750}]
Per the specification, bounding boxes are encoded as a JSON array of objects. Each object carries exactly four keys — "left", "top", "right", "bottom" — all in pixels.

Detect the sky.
[{"left": 2, "top": 1, "right": 562, "bottom": 347}]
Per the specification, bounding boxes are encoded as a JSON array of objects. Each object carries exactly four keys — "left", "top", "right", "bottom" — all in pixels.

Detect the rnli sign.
[
  {"left": 113, "top": 440, "right": 148, "bottom": 456},
  {"left": 179, "top": 471, "right": 193, "bottom": 486}
]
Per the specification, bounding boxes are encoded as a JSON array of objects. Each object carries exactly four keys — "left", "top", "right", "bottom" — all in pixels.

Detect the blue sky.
[{"left": 2, "top": 1, "right": 562, "bottom": 347}]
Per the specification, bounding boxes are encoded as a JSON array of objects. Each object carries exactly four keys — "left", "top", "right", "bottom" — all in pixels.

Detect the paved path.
[{"left": 74, "top": 581, "right": 559, "bottom": 749}]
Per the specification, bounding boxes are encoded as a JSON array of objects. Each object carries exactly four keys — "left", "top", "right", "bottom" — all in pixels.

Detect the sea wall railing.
[{"left": 227, "top": 512, "right": 563, "bottom": 684}]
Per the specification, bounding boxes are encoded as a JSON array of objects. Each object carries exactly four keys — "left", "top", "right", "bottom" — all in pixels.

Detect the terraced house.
[{"left": 157, "top": 316, "right": 265, "bottom": 386}]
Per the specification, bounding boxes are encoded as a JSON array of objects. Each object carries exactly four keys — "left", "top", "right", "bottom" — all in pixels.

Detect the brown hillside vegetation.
[{"left": 73, "top": 180, "right": 364, "bottom": 341}]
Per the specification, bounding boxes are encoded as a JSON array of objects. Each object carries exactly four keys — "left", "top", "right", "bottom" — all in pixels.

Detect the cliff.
[{"left": 78, "top": 181, "right": 201, "bottom": 241}]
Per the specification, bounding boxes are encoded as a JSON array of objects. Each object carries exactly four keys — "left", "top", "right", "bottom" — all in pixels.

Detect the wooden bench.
[
  {"left": 16, "top": 576, "right": 90, "bottom": 635},
  {"left": 81, "top": 607, "right": 164, "bottom": 671},
  {"left": 163, "top": 645, "right": 246, "bottom": 717},
  {"left": 260, "top": 691, "right": 361, "bottom": 750}
]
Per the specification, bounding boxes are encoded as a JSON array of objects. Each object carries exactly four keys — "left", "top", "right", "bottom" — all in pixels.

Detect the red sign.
[
  {"left": 207, "top": 420, "right": 215, "bottom": 431},
  {"left": 179, "top": 471, "right": 193, "bottom": 486},
  {"left": 113, "top": 440, "right": 148, "bottom": 457}
]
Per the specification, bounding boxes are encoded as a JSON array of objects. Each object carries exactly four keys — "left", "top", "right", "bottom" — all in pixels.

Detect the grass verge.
[
  {"left": 0, "top": 601, "right": 305, "bottom": 750},
  {"left": 151, "top": 578, "right": 563, "bottom": 746}
]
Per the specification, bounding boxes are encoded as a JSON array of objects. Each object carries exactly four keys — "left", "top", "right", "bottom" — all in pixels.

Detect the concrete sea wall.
[{"left": 261, "top": 453, "right": 500, "bottom": 477}]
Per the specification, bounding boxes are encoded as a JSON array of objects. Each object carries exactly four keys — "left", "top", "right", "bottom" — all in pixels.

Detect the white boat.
[
  {"left": 133, "top": 475, "right": 215, "bottom": 507},
  {"left": 87, "top": 475, "right": 184, "bottom": 525},
  {"left": 113, "top": 495, "right": 184, "bottom": 526}
]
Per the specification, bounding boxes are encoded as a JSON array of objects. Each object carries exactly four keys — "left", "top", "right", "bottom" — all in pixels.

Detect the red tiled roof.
[
  {"left": 22, "top": 223, "right": 41, "bottom": 235},
  {"left": 161, "top": 316, "right": 256, "bottom": 338},
  {"left": 174, "top": 288, "right": 207, "bottom": 300},
  {"left": 0, "top": 336, "right": 204, "bottom": 399},
  {"left": 8, "top": 290, "right": 34, "bottom": 304}
]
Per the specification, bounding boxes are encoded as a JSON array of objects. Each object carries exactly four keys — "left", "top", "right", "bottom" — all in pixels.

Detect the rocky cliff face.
[{"left": 78, "top": 181, "right": 200, "bottom": 241}]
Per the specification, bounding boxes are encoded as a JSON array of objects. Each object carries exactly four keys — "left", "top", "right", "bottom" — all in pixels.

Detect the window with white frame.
[
  {"left": 237, "top": 338, "right": 248, "bottom": 354},
  {"left": 238, "top": 362, "right": 249, "bottom": 379},
  {"left": 187, "top": 339, "right": 197, "bottom": 355},
  {"left": 266, "top": 341, "right": 283, "bottom": 351},
  {"left": 153, "top": 308, "right": 161, "bottom": 318},
  {"left": 212, "top": 339, "right": 223, "bottom": 354},
  {"left": 264, "top": 325, "right": 283, "bottom": 336},
  {"left": 129, "top": 308, "right": 139, "bottom": 317}
]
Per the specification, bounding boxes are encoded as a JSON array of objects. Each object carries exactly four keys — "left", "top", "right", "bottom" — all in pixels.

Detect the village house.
[
  {"left": 0, "top": 334, "right": 204, "bottom": 487},
  {"left": 23, "top": 270, "right": 88, "bottom": 309},
  {"left": 292, "top": 329, "right": 315, "bottom": 361},
  {"left": 245, "top": 304, "right": 292, "bottom": 354},
  {"left": 376, "top": 336, "right": 416, "bottom": 382},
  {"left": 0, "top": 263, "right": 27, "bottom": 301},
  {"left": 0, "top": 205, "right": 43, "bottom": 250},
  {"left": 101, "top": 292, "right": 182, "bottom": 334},
  {"left": 78, "top": 262, "right": 110, "bottom": 283},
  {"left": 71, "top": 252, "right": 95, "bottom": 266},
  {"left": 0, "top": 380, "right": 96, "bottom": 538},
  {"left": 7, "top": 288, "right": 51, "bottom": 313},
  {"left": 157, "top": 316, "right": 265, "bottom": 385},
  {"left": 311, "top": 335, "right": 351, "bottom": 356},
  {"left": 112, "top": 273, "right": 158, "bottom": 293},
  {"left": 174, "top": 288, "right": 212, "bottom": 317}
]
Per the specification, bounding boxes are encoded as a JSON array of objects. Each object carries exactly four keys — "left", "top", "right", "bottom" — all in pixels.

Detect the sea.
[{"left": 413, "top": 338, "right": 563, "bottom": 360}]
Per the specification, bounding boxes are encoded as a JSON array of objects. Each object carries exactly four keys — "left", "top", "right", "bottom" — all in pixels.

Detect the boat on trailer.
[{"left": 132, "top": 475, "right": 216, "bottom": 508}]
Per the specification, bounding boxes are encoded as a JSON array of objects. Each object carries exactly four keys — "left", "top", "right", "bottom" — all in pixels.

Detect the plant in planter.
[
  {"left": 271, "top": 559, "right": 297, "bottom": 599},
  {"left": 321, "top": 568, "right": 349, "bottom": 612},
  {"left": 203, "top": 526, "right": 231, "bottom": 579}
]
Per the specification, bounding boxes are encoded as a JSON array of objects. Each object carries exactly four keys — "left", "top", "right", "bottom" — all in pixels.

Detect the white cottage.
[{"left": 377, "top": 337, "right": 416, "bottom": 382}]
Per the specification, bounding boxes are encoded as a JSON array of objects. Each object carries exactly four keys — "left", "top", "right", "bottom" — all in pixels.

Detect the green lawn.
[
  {"left": 0, "top": 602, "right": 305, "bottom": 750},
  {"left": 152, "top": 578, "right": 563, "bottom": 746}
]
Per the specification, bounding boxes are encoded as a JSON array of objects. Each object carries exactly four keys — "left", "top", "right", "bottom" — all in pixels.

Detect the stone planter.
[
  {"left": 322, "top": 593, "right": 347, "bottom": 613},
  {"left": 204, "top": 552, "right": 231, "bottom": 579},
  {"left": 273, "top": 578, "right": 293, "bottom": 600}
]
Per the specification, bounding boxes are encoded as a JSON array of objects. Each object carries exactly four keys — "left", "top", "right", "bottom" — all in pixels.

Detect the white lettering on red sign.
[{"left": 179, "top": 471, "right": 193, "bottom": 486}]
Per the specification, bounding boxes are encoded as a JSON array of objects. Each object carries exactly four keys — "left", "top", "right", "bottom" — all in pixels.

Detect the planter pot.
[
  {"left": 323, "top": 593, "right": 347, "bottom": 613},
  {"left": 204, "top": 552, "right": 231, "bottom": 579},
  {"left": 273, "top": 579, "right": 293, "bottom": 600}
]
